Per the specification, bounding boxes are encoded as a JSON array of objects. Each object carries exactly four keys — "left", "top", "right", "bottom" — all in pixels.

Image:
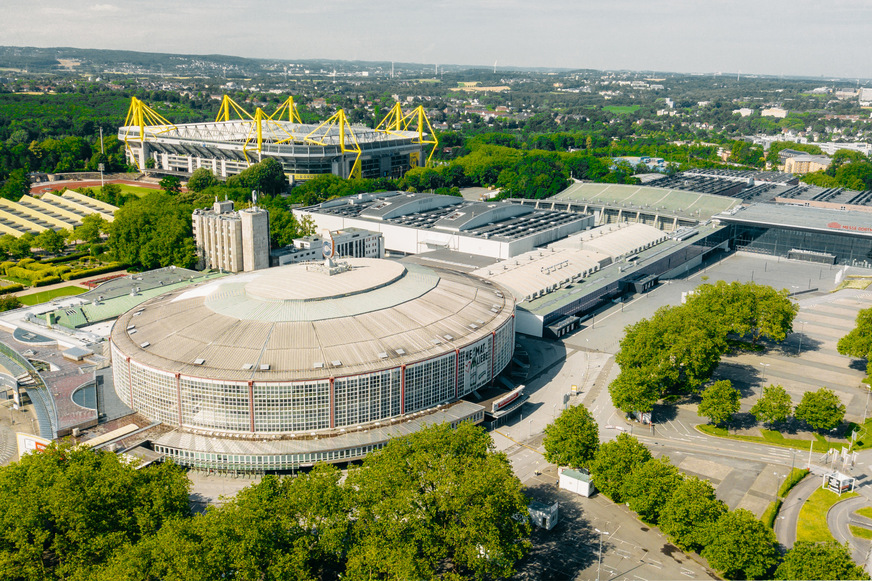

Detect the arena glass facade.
[{"left": 112, "top": 316, "right": 513, "bottom": 436}]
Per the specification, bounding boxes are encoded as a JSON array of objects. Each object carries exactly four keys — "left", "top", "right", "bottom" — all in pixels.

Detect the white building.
[
  {"left": 192, "top": 200, "right": 270, "bottom": 273},
  {"left": 272, "top": 228, "right": 384, "bottom": 266}
]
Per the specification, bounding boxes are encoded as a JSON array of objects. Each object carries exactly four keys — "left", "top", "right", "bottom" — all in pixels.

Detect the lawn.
[
  {"left": 18, "top": 286, "right": 86, "bottom": 305},
  {"left": 796, "top": 487, "right": 858, "bottom": 543},
  {"left": 604, "top": 105, "right": 640, "bottom": 115},
  {"left": 855, "top": 507, "right": 872, "bottom": 520},
  {"left": 109, "top": 183, "right": 160, "bottom": 197},
  {"left": 697, "top": 424, "right": 831, "bottom": 453},
  {"left": 850, "top": 525, "right": 872, "bottom": 539}
]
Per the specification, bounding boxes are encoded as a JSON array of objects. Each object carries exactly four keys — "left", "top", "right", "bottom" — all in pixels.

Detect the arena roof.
[
  {"left": 110, "top": 258, "right": 514, "bottom": 382},
  {"left": 716, "top": 203, "right": 872, "bottom": 237}
]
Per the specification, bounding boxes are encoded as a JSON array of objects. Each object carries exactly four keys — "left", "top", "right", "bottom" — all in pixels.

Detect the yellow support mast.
[
  {"left": 121, "top": 97, "right": 177, "bottom": 170},
  {"left": 374, "top": 103, "right": 439, "bottom": 166},
  {"left": 305, "top": 110, "right": 362, "bottom": 179},
  {"left": 215, "top": 95, "right": 254, "bottom": 122},
  {"left": 270, "top": 96, "right": 303, "bottom": 124}
]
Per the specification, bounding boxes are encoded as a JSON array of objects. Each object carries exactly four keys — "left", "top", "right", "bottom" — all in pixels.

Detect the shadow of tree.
[{"left": 512, "top": 484, "right": 602, "bottom": 580}]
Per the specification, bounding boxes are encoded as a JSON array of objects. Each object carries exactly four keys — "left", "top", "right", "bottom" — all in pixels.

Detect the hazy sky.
[{"left": 4, "top": 0, "right": 870, "bottom": 78}]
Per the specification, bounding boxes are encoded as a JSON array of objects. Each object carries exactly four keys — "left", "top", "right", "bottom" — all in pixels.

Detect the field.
[
  {"left": 18, "top": 286, "right": 87, "bottom": 305},
  {"left": 111, "top": 183, "right": 160, "bottom": 197},
  {"left": 604, "top": 105, "right": 640, "bottom": 114},
  {"left": 796, "top": 488, "right": 858, "bottom": 543}
]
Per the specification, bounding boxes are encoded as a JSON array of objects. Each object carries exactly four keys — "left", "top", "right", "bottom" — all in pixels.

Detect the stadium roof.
[
  {"left": 111, "top": 258, "right": 514, "bottom": 382},
  {"left": 716, "top": 203, "right": 872, "bottom": 237}
]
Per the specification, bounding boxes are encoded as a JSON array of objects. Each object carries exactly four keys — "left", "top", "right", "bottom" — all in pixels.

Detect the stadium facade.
[{"left": 109, "top": 258, "right": 515, "bottom": 471}]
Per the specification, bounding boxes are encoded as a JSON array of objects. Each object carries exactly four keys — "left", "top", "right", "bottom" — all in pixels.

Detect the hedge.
[
  {"left": 777, "top": 468, "right": 809, "bottom": 499},
  {"left": 0, "top": 284, "right": 24, "bottom": 295},
  {"left": 33, "top": 276, "right": 62, "bottom": 287},
  {"left": 61, "top": 263, "right": 124, "bottom": 281},
  {"left": 42, "top": 251, "right": 89, "bottom": 264},
  {"left": 761, "top": 499, "right": 782, "bottom": 529}
]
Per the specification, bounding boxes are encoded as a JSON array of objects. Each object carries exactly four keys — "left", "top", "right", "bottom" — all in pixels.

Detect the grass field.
[
  {"left": 855, "top": 507, "right": 872, "bottom": 520},
  {"left": 697, "top": 424, "right": 831, "bottom": 453},
  {"left": 850, "top": 525, "right": 872, "bottom": 539},
  {"left": 18, "top": 286, "right": 86, "bottom": 305},
  {"left": 604, "top": 105, "right": 640, "bottom": 115},
  {"left": 796, "top": 488, "right": 858, "bottom": 543},
  {"left": 109, "top": 183, "right": 160, "bottom": 197}
]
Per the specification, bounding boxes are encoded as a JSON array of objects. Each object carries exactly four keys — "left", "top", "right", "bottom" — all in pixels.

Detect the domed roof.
[{"left": 111, "top": 258, "right": 514, "bottom": 382}]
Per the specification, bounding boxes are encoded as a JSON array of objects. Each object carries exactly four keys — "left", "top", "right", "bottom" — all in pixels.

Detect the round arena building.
[{"left": 110, "top": 258, "right": 515, "bottom": 471}]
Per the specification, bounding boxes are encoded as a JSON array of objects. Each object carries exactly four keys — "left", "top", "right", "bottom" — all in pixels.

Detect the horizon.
[{"left": 3, "top": 0, "right": 871, "bottom": 80}]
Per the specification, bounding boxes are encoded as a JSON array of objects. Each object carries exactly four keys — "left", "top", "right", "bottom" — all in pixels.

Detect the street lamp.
[
  {"left": 759, "top": 363, "right": 771, "bottom": 386},
  {"left": 796, "top": 321, "right": 807, "bottom": 356},
  {"left": 594, "top": 528, "right": 610, "bottom": 581}
]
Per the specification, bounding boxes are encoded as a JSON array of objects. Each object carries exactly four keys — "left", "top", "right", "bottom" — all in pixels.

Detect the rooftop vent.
[
  {"left": 313, "top": 362, "right": 324, "bottom": 369},
  {"left": 128, "top": 329, "right": 137, "bottom": 335},
  {"left": 395, "top": 348, "right": 406, "bottom": 356},
  {"left": 331, "top": 360, "right": 343, "bottom": 367},
  {"left": 259, "top": 364, "right": 271, "bottom": 371},
  {"left": 443, "top": 334, "right": 454, "bottom": 341},
  {"left": 140, "top": 341, "right": 150, "bottom": 348},
  {"left": 378, "top": 352, "right": 389, "bottom": 359},
  {"left": 242, "top": 363, "right": 254, "bottom": 370},
  {"left": 193, "top": 358, "right": 205, "bottom": 365}
]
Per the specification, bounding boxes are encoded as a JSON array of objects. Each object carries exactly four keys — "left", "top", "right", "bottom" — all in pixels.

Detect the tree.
[
  {"left": 543, "top": 404, "right": 599, "bottom": 469},
  {"left": 228, "top": 158, "right": 287, "bottom": 195},
  {"left": 345, "top": 422, "right": 530, "bottom": 580},
  {"left": 620, "top": 457, "right": 682, "bottom": 524},
  {"left": 108, "top": 192, "right": 197, "bottom": 269},
  {"left": 794, "top": 387, "right": 846, "bottom": 431},
  {"left": 659, "top": 477, "right": 727, "bottom": 553},
  {"left": 186, "top": 167, "right": 219, "bottom": 192},
  {"left": 73, "top": 213, "right": 107, "bottom": 245},
  {"left": 702, "top": 509, "right": 779, "bottom": 580},
  {"left": 34, "top": 228, "right": 65, "bottom": 254},
  {"left": 775, "top": 541, "right": 869, "bottom": 581},
  {"left": 0, "top": 168, "right": 31, "bottom": 201},
  {"left": 0, "top": 442, "right": 190, "bottom": 581},
  {"left": 589, "top": 433, "right": 653, "bottom": 503},
  {"left": 9, "top": 232, "right": 34, "bottom": 259},
  {"left": 686, "top": 281, "right": 798, "bottom": 344},
  {"left": 837, "top": 307, "right": 872, "bottom": 373},
  {"left": 0, "top": 294, "right": 21, "bottom": 312},
  {"left": 750, "top": 384, "right": 793, "bottom": 425},
  {"left": 698, "top": 380, "right": 741, "bottom": 427},
  {"left": 159, "top": 175, "right": 182, "bottom": 196}
]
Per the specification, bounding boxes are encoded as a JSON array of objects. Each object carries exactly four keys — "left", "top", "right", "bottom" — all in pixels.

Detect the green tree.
[
  {"left": 702, "top": 509, "right": 779, "bottom": 580},
  {"left": 794, "top": 387, "right": 846, "bottom": 431},
  {"left": 0, "top": 168, "right": 31, "bottom": 201},
  {"left": 9, "top": 233, "right": 34, "bottom": 259},
  {"left": 698, "top": 379, "right": 741, "bottom": 427},
  {"left": 0, "top": 294, "right": 21, "bottom": 312},
  {"left": 686, "top": 281, "right": 798, "bottom": 344},
  {"left": 108, "top": 192, "right": 197, "bottom": 269},
  {"left": 750, "top": 384, "right": 793, "bottom": 425},
  {"left": 73, "top": 213, "right": 107, "bottom": 245},
  {"left": 659, "top": 477, "right": 727, "bottom": 553},
  {"left": 542, "top": 404, "right": 599, "bottom": 469},
  {"left": 620, "top": 457, "right": 682, "bottom": 524},
  {"left": 345, "top": 422, "right": 531, "bottom": 580},
  {"left": 186, "top": 167, "right": 220, "bottom": 192},
  {"left": 159, "top": 175, "right": 182, "bottom": 195},
  {"left": 589, "top": 433, "right": 653, "bottom": 503},
  {"left": 837, "top": 307, "right": 872, "bottom": 373},
  {"left": 775, "top": 541, "right": 869, "bottom": 581},
  {"left": 34, "top": 228, "right": 65, "bottom": 254},
  {"left": 228, "top": 158, "right": 287, "bottom": 195},
  {"left": 0, "top": 442, "right": 190, "bottom": 581}
]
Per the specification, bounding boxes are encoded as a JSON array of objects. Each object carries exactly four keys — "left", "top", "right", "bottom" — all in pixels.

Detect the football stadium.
[
  {"left": 118, "top": 97, "right": 435, "bottom": 181},
  {"left": 109, "top": 258, "right": 515, "bottom": 471}
]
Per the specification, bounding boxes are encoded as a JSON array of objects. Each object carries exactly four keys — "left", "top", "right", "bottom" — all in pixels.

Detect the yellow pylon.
[
  {"left": 270, "top": 96, "right": 303, "bottom": 124},
  {"left": 121, "top": 97, "right": 177, "bottom": 170},
  {"left": 215, "top": 95, "right": 254, "bottom": 122},
  {"left": 375, "top": 102, "right": 439, "bottom": 166},
  {"left": 305, "top": 110, "right": 362, "bottom": 178}
]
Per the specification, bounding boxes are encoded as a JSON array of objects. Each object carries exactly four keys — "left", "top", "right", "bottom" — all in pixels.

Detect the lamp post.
[
  {"left": 759, "top": 362, "right": 770, "bottom": 386},
  {"left": 595, "top": 528, "right": 609, "bottom": 581},
  {"left": 796, "top": 321, "right": 807, "bottom": 356}
]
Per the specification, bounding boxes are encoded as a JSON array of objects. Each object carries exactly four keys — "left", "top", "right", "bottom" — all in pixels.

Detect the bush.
[
  {"left": 761, "top": 499, "right": 781, "bottom": 529},
  {"left": 777, "top": 468, "right": 809, "bottom": 498},
  {"left": 0, "top": 284, "right": 24, "bottom": 295},
  {"left": 41, "top": 251, "right": 89, "bottom": 264},
  {"left": 0, "top": 261, "right": 14, "bottom": 274},
  {"left": 33, "top": 276, "right": 61, "bottom": 287},
  {"left": 61, "top": 263, "right": 124, "bottom": 281}
]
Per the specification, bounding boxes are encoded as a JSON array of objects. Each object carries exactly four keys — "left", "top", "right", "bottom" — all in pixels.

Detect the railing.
[{"left": 0, "top": 342, "right": 57, "bottom": 439}]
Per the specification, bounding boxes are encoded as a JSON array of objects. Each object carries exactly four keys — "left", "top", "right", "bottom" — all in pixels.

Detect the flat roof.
[{"left": 716, "top": 203, "right": 872, "bottom": 237}]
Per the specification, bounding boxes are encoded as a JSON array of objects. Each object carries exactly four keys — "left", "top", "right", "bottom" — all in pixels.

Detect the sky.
[{"left": 3, "top": 0, "right": 871, "bottom": 79}]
